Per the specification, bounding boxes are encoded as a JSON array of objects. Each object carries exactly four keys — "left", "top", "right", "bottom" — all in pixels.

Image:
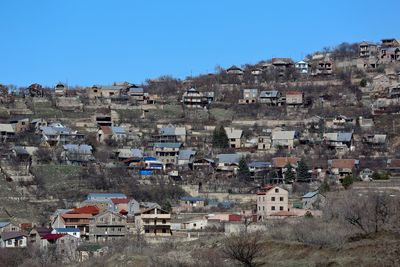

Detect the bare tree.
[{"left": 221, "top": 231, "right": 264, "bottom": 267}]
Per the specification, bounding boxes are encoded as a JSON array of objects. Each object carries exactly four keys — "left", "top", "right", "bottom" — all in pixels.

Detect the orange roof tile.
[
  {"left": 330, "top": 159, "right": 356, "bottom": 169},
  {"left": 69, "top": 205, "right": 99, "bottom": 215},
  {"left": 273, "top": 157, "right": 299, "bottom": 168}
]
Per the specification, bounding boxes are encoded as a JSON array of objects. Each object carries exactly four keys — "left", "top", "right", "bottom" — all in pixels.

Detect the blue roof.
[
  {"left": 111, "top": 127, "right": 126, "bottom": 134},
  {"left": 302, "top": 191, "right": 319, "bottom": 198},
  {"left": 248, "top": 161, "right": 272, "bottom": 168},
  {"left": 0, "top": 222, "right": 10, "bottom": 228},
  {"left": 178, "top": 149, "right": 196, "bottom": 160},
  {"left": 337, "top": 133, "right": 353, "bottom": 142},
  {"left": 144, "top": 156, "right": 157, "bottom": 161},
  {"left": 160, "top": 127, "right": 175, "bottom": 136},
  {"left": 180, "top": 196, "right": 206, "bottom": 202},
  {"left": 216, "top": 154, "right": 241, "bottom": 164},
  {"left": 154, "top": 142, "right": 181, "bottom": 149},
  {"left": 54, "top": 228, "right": 80, "bottom": 233}
]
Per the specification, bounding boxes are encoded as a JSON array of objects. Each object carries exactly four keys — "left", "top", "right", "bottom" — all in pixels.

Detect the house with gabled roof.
[
  {"left": 89, "top": 211, "right": 128, "bottom": 242},
  {"left": 97, "top": 126, "right": 127, "bottom": 143},
  {"left": 216, "top": 153, "right": 241, "bottom": 173},
  {"left": 328, "top": 159, "right": 359, "bottom": 181},
  {"left": 62, "top": 144, "right": 94, "bottom": 165},
  {"left": 135, "top": 207, "right": 172, "bottom": 236},
  {"left": 271, "top": 130, "right": 298, "bottom": 149},
  {"left": 259, "top": 90, "right": 282, "bottom": 105},
  {"left": 0, "top": 231, "right": 27, "bottom": 248},
  {"left": 224, "top": 127, "right": 243, "bottom": 149},
  {"left": 226, "top": 65, "right": 244, "bottom": 75},
  {"left": 286, "top": 91, "right": 304, "bottom": 105},
  {"left": 302, "top": 191, "right": 325, "bottom": 210}
]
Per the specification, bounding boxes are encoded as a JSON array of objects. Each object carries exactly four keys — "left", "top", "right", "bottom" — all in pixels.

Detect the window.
[
  {"left": 280, "top": 197, "right": 284, "bottom": 201},
  {"left": 262, "top": 206, "right": 265, "bottom": 211},
  {"left": 7, "top": 240, "right": 12, "bottom": 245},
  {"left": 112, "top": 218, "right": 115, "bottom": 222},
  {"left": 271, "top": 206, "right": 275, "bottom": 211},
  {"left": 145, "top": 229, "right": 149, "bottom": 233},
  {"left": 162, "top": 229, "right": 166, "bottom": 233},
  {"left": 275, "top": 188, "right": 279, "bottom": 193},
  {"left": 263, "top": 197, "right": 265, "bottom": 201},
  {"left": 162, "top": 219, "right": 166, "bottom": 224},
  {"left": 193, "top": 223, "right": 196, "bottom": 227},
  {"left": 271, "top": 197, "right": 275, "bottom": 201},
  {"left": 280, "top": 206, "right": 284, "bottom": 211},
  {"left": 61, "top": 240, "right": 65, "bottom": 244},
  {"left": 258, "top": 206, "right": 260, "bottom": 211}
]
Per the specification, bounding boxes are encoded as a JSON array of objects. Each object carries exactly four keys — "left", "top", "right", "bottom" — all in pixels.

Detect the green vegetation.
[
  {"left": 284, "top": 164, "right": 295, "bottom": 183},
  {"left": 372, "top": 171, "right": 390, "bottom": 180},
  {"left": 296, "top": 159, "right": 311, "bottom": 182},
  {"left": 212, "top": 125, "right": 229, "bottom": 148},
  {"left": 210, "top": 108, "right": 234, "bottom": 122},
  {"left": 238, "top": 157, "right": 251, "bottom": 180},
  {"left": 341, "top": 175, "right": 354, "bottom": 189}
]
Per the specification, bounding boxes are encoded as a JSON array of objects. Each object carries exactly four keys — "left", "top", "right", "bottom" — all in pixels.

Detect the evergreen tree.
[
  {"left": 296, "top": 159, "right": 311, "bottom": 182},
  {"left": 238, "top": 157, "right": 251, "bottom": 180},
  {"left": 341, "top": 175, "right": 353, "bottom": 189},
  {"left": 212, "top": 125, "right": 229, "bottom": 148},
  {"left": 284, "top": 163, "right": 295, "bottom": 183}
]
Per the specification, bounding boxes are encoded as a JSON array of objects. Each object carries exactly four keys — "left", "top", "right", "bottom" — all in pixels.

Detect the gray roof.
[
  {"left": 1, "top": 231, "right": 26, "bottom": 240},
  {"left": 248, "top": 161, "right": 272, "bottom": 168},
  {"left": 259, "top": 91, "right": 279, "bottom": 98},
  {"left": 272, "top": 131, "right": 296, "bottom": 140},
  {"left": 303, "top": 191, "right": 319, "bottom": 198},
  {"left": 216, "top": 154, "right": 241, "bottom": 164},
  {"left": 0, "top": 222, "right": 10, "bottom": 228},
  {"left": 13, "top": 146, "right": 29, "bottom": 155},
  {"left": 129, "top": 87, "right": 144, "bottom": 94},
  {"left": 154, "top": 142, "right": 182, "bottom": 149},
  {"left": 0, "top": 124, "right": 15, "bottom": 133},
  {"left": 178, "top": 149, "right": 196, "bottom": 160},
  {"left": 337, "top": 133, "right": 353, "bottom": 142},
  {"left": 63, "top": 144, "right": 93, "bottom": 154},
  {"left": 111, "top": 126, "right": 126, "bottom": 135}
]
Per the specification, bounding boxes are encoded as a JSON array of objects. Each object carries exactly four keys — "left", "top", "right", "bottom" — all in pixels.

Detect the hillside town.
[{"left": 1, "top": 38, "right": 400, "bottom": 266}]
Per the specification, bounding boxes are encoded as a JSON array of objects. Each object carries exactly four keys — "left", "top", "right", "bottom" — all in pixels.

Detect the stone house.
[
  {"left": 256, "top": 186, "right": 289, "bottom": 221},
  {"left": 89, "top": 211, "right": 128, "bottom": 242},
  {"left": 135, "top": 207, "right": 172, "bottom": 236}
]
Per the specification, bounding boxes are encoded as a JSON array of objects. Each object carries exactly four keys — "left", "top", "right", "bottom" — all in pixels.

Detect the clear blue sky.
[{"left": 1, "top": 0, "right": 399, "bottom": 87}]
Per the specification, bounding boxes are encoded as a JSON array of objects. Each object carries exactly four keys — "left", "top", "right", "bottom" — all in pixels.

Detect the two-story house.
[
  {"left": 224, "top": 127, "right": 243, "bottom": 149},
  {"left": 153, "top": 142, "right": 181, "bottom": 166},
  {"left": 181, "top": 88, "right": 209, "bottom": 109}
]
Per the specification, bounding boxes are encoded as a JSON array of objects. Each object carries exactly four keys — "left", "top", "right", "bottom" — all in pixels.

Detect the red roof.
[
  {"left": 100, "top": 126, "right": 112, "bottom": 135},
  {"left": 111, "top": 198, "right": 130, "bottom": 204},
  {"left": 330, "top": 159, "right": 357, "bottom": 169},
  {"left": 119, "top": 209, "right": 128, "bottom": 215},
  {"left": 228, "top": 214, "right": 242, "bottom": 222},
  {"left": 41, "top": 233, "right": 66, "bottom": 241},
  {"left": 273, "top": 157, "right": 299, "bottom": 168},
  {"left": 69, "top": 205, "right": 100, "bottom": 215}
]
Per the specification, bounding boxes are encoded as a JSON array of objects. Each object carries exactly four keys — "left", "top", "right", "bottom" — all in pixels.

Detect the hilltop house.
[
  {"left": 359, "top": 41, "right": 378, "bottom": 58},
  {"left": 257, "top": 186, "right": 289, "bottom": 221},
  {"left": 181, "top": 88, "right": 209, "bottom": 109},
  {"left": 271, "top": 58, "right": 294, "bottom": 76},
  {"left": 226, "top": 65, "right": 244, "bottom": 75},
  {"left": 54, "top": 83, "right": 67, "bottom": 97},
  {"left": 295, "top": 60, "right": 310, "bottom": 74},
  {"left": 224, "top": 127, "right": 243, "bottom": 149}
]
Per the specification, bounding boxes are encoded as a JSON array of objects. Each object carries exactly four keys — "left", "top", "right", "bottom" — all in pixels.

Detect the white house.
[{"left": 0, "top": 231, "right": 27, "bottom": 248}]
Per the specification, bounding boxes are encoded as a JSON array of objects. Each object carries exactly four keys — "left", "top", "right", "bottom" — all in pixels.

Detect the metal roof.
[
  {"left": 154, "top": 142, "right": 182, "bottom": 149},
  {"left": 216, "top": 153, "right": 241, "bottom": 164}
]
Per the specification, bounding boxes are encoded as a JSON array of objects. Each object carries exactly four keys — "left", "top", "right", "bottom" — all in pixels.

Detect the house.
[
  {"left": 128, "top": 87, "right": 145, "bottom": 102},
  {"left": 302, "top": 191, "right": 325, "bottom": 209},
  {"left": 30, "top": 118, "right": 47, "bottom": 132},
  {"left": 224, "top": 127, "right": 243, "bottom": 149},
  {"left": 59, "top": 205, "right": 101, "bottom": 239},
  {"left": 54, "top": 83, "right": 67, "bottom": 97},
  {"left": 316, "top": 59, "right": 333, "bottom": 75},
  {"left": 328, "top": 159, "right": 359, "bottom": 181},
  {"left": 62, "top": 144, "right": 94, "bottom": 165},
  {"left": 271, "top": 130, "right": 298, "bottom": 149},
  {"left": 0, "top": 123, "right": 16, "bottom": 141},
  {"left": 153, "top": 142, "right": 181, "bottom": 166},
  {"left": 135, "top": 207, "right": 172, "bottom": 236},
  {"left": 77, "top": 243, "right": 108, "bottom": 262},
  {"left": 257, "top": 135, "right": 271, "bottom": 150},
  {"left": 239, "top": 89, "right": 258, "bottom": 104},
  {"left": 179, "top": 197, "right": 207, "bottom": 212},
  {"left": 271, "top": 58, "right": 294, "bottom": 76},
  {"left": 0, "top": 221, "right": 20, "bottom": 233},
  {"left": 142, "top": 156, "right": 165, "bottom": 172},
  {"left": 0, "top": 231, "right": 27, "bottom": 248},
  {"left": 9, "top": 117, "right": 29, "bottom": 133},
  {"left": 295, "top": 60, "right": 310, "bottom": 74},
  {"left": 259, "top": 91, "right": 282, "bottom": 105},
  {"left": 216, "top": 153, "right": 241, "bottom": 173},
  {"left": 158, "top": 124, "right": 187, "bottom": 143},
  {"left": 189, "top": 157, "right": 215, "bottom": 171},
  {"left": 272, "top": 157, "right": 300, "bottom": 182},
  {"left": 323, "top": 132, "right": 354, "bottom": 153},
  {"left": 52, "top": 228, "right": 81, "bottom": 238},
  {"left": 285, "top": 91, "right": 304, "bottom": 105},
  {"left": 95, "top": 113, "right": 113, "bottom": 127},
  {"left": 181, "top": 88, "right": 209, "bottom": 109},
  {"left": 40, "top": 124, "right": 85, "bottom": 146},
  {"left": 380, "top": 47, "right": 400, "bottom": 63},
  {"left": 89, "top": 211, "right": 128, "bottom": 242},
  {"left": 381, "top": 38, "right": 400, "bottom": 48},
  {"left": 360, "top": 168, "right": 373, "bottom": 181},
  {"left": 181, "top": 217, "right": 208, "bottom": 230},
  {"left": 387, "top": 159, "right": 400, "bottom": 176},
  {"left": 97, "top": 126, "right": 127, "bottom": 143},
  {"left": 359, "top": 41, "right": 378, "bottom": 58},
  {"left": 178, "top": 149, "right": 196, "bottom": 166},
  {"left": 248, "top": 161, "right": 271, "bottom": 175},
  {"left": 28, "top": 227, "right": 53, "bottom": 248},
  {"left": 362, "top": 134, "right": 387, "bottom": 146},
  {"left": 257, "top": 186, "right": 289, "bottom": 221},
  {"left": 226, "top": 65, "right": 244, "bottom": 75},
  {"left": 54, "top": 234, "right": 82, "bottom": 262},
  {"left": 12, "top": 146, "right": 38, "bottom": 162}
]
